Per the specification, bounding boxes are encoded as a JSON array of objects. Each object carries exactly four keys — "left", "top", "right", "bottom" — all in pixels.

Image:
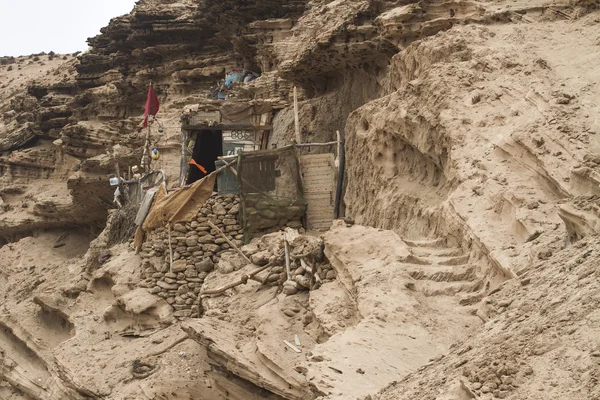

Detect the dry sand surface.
[{"left": 1, "top": 1, "right": 600, "bottom": 400}]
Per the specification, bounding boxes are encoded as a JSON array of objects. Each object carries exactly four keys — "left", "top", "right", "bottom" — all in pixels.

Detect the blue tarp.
[{"left": 225, "top": 70, "right": 244, "bottom": 89}]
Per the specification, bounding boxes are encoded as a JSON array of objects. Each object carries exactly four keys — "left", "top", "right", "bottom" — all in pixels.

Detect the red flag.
[{"left": 143, "top": 85, "right": 160, "bottom": 128}]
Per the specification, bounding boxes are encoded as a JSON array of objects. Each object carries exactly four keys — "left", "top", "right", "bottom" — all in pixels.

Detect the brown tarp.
[
  {"left": 142, "top": 173, "right": 216, "bottom": 231},
  {"left": 219, "top": 102, "right": 273, "bottom": 123}
]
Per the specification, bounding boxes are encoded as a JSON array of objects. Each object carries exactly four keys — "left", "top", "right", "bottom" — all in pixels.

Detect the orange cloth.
[{"left": 189, "top": 158, "right": 207, "bottom": 174}]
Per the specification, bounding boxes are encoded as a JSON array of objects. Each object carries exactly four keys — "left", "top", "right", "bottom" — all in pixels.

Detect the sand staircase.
[{"left": 402, "top": 238, "right": 485, "bottom": 303}]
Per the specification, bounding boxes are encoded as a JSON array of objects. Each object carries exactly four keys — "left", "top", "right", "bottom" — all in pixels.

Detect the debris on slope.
[{"left": 184, "top": 220, "right": 488, "bottom": 399}]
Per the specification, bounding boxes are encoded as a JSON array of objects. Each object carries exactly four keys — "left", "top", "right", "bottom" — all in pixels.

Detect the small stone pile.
[
  {"left": 241, "top": 230, "right": 337, "bottom": 295},
  {"left": 137, "top": 195, "right": 243, "bottom": 318}
]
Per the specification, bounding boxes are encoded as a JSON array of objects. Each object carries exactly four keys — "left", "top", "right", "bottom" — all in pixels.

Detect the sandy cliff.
[{"left": 1, "top": 0, "right": 600, "bottom": 399}]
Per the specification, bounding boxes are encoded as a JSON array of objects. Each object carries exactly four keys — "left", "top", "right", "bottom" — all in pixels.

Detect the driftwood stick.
[
  {"left": 201, "top": 262, "right": 274, "bottom": 296},
  {"left": 208, "top": 221, "right": 252, "bottom": 264}
]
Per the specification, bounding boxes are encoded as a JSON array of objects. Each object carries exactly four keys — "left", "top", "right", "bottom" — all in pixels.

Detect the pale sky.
[{"left": 0, "top": 0, "right": 138, "bottom": 57}]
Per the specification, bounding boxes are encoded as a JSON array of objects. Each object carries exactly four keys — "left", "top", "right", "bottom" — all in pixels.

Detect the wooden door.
[{"left": 299, "top": 153, "right": 336, "bottom": 230}]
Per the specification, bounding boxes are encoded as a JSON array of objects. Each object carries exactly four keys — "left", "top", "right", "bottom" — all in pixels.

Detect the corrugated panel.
[{"left": 299, "top": 153, "right": 336, "bottom": 230}]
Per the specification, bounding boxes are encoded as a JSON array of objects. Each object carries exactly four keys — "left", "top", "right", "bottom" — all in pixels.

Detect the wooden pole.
[
  {"left": 167, "top": 223, "right": 174, "bottom": 274},
  {"left": 294, "top": 141, "right": 338, "bottom": 148},
  {"left": 115, "top": 155, "right": 125, "bottom": 204},
  {"left": 336, "top": 130, "right": 341, "bottom": 169},
  {"left": 179, "top": 128, "right": 187, "bottom": 187},
  {"left": 142, "top": 81, "right": 153, "bottom": 172},
  {"left": 146, "top": 125, "right": 151, "bottom": 171},
  {"left": 293, "top": 86, "right": 301, "bottom": 144},
  {"left": 284, "top": 233, "right": 292, "bottom": 281},
  {"left": 334, "top": 130, "right": 345, "bottom": 219},
  {"left": 208, "top": 221, "right": 251, "bottom": 265}
]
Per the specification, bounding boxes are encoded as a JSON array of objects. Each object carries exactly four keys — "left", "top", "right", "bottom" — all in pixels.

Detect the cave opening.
[{"left": 187, "top": 129, "right": 223, "bottom": 186}]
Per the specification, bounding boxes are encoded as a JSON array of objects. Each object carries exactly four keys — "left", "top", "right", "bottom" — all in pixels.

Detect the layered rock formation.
[{"left": 1, "top": 0, "right": 600, "bottom": 399}]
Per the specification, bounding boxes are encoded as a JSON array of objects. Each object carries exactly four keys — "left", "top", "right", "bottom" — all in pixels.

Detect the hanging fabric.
[{"left": 143, "top": 85, "right": 160, "bottom": 128}]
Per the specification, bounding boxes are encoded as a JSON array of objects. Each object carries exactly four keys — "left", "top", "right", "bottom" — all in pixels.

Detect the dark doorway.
[{"left": 187, "top": 129, "right": 223, "bottom": 185}]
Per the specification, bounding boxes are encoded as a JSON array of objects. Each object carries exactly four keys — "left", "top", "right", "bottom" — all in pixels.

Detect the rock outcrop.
[{"left": 1, "top": 0, "right": 600, "bottom": 399}]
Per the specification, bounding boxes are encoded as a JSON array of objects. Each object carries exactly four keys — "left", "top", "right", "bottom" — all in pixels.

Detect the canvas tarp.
[
  {"left": 219, "top": 102, "right": 273, "bottom": 123},
  {"left": 142, "top": 173, "right": 216, "bottom": 231}
]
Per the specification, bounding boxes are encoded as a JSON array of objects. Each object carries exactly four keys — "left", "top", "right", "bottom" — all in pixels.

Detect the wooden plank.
[
  {"left": 304, "top": 189, "right": 334, "bottom": 195},
  {"left": 300, "top": 153, "right": 336, "bottom": 230},
  {"left": 307, "top": 219, "right": 335, "bottom": 225},
  {"left": 311, "top": 225, "right": 332, "bottom": 230},
  {"left": 306, "top": 207, "right": 335, "bottom": 214},
  {"left": 310, "top": 222, "right": 333, "bottom": 230},
  {"left": 302, "top": 166, "right": 333, "bottom": 172},
  {"left": 302, "top": 187, "right": 333, "bottom": 194},
  {"left": 302, "top": 173, "right": 334, "bottom": 180},
  {"left": 304, "top": 200, "right": 333, "bottom": 206},
  {"left": 284, "top": 340, "right": 302, "bottom": 353},
  {"left": 307, "top": 214, "right": 335, "bottom": 220},
  {"left": 302, "top": 172, "right": 334, "bottom": 179},
  {"left": 304, "top": 191, "right": 333, "bottom": 196},
  {"left": 307, "top": 214, "right": 334, "bottom": 221},
  {"left": 302, "top": 170, "right": 334, "bottom": 176},
  {"left": 299, "top": 156, "right": 333, "bottom": 163},
  {"left": 307, "top": 212, "right": 334, "bottom": 217},
  {"left": 300, "top": 162, "right": 334, "bottom": 169}
]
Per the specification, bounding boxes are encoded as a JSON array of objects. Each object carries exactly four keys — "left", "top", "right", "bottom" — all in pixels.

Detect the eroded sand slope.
[{"left": 1, "top": 1, "right": 600, "bottom": 399}]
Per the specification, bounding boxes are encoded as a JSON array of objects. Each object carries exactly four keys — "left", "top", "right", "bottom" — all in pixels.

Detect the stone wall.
[
  {"left": 242, "top": 194, "right": 306, "bottom": 238},
  {"left": 138, "top": 195, "right": 243, "bottom": 318}
]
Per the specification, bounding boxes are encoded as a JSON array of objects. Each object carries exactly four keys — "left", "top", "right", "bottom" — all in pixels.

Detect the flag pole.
[{"left": 142, "top": 81, "right": 152, "bottom": 172}]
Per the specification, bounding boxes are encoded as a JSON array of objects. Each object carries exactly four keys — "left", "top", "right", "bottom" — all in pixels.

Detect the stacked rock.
[
  {"left": 137, "top": 195, "right": 243, "bottom": 318},
  {"left": 242, "top": 231, "right": 337, "bottom": 296},
  {"left": 281, "top": 262, "right": 337, "bottom": 295},
  {"left": 242, "top": 193, "right": 306, "bottom": 234}
]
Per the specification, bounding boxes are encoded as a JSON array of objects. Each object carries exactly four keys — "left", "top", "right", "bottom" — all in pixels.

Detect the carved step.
[
  {"left": 403, "top": 238, "right": 446, "bottom": 248},
  {"left": 416, "top": 279, "right": 484, "bottom": 297},
  {"left": 405, "top": 264, "right": 475, "bottom": 283},
  {"left": 410, "top": 246, "right": 464, "bottom": 258},
  {"left": 438, "top": 254, "right": 470, "bottom": 266}
]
